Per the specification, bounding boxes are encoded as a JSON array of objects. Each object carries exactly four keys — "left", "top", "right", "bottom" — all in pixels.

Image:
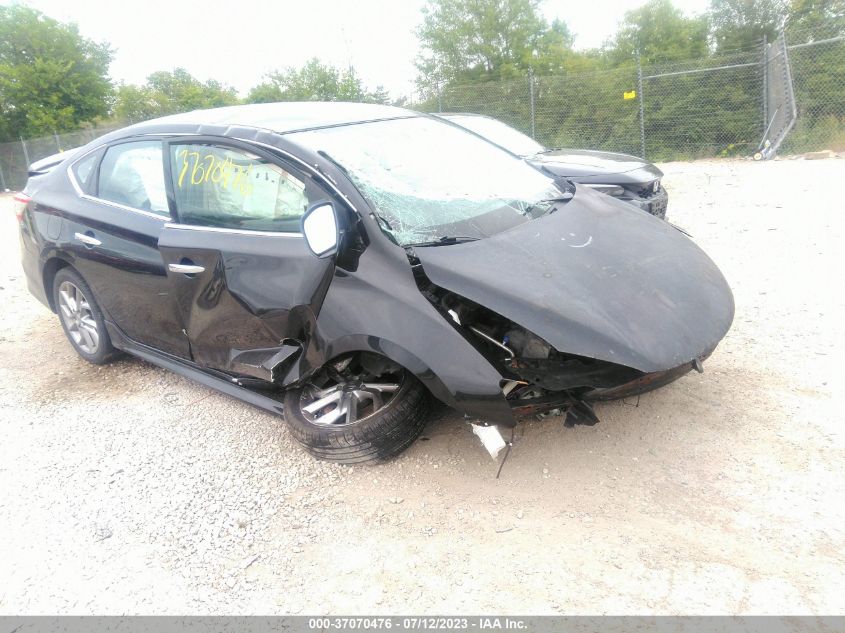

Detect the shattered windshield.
[
  {"left": 288, "top": 116, "right": 561, "bottom": 246},
  {"left": 444, "top": 115, "right": 546, "bottom": 157}
]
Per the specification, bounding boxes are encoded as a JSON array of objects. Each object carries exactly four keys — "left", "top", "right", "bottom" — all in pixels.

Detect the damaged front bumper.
[
  {"left": 621, "top": 182, "right": 669, "bottom": 219},
  {"left": 507, "top": 355, "right": 706, "bottom": 416}
]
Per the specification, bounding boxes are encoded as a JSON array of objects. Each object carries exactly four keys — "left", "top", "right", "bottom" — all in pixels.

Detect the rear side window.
[
  {"left": 71, "top": 151, "right": 101, "bottom": 194},
  {"left": 169, "top": 143, "right": 310, "bottom": 232},
  {"left": 98, "top": 141, "right": 169, "bottom": 216}
]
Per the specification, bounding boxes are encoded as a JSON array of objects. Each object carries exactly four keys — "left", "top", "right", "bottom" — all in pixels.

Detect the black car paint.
[
  {"left": 528, "top": 148, "right": 664, "bottom": 181},
  {"left": 23, "top": 187, "right": 191, "bottom": 358},
  {"left": 155, "top": 135, "right": 338, "bottom": 379},
  {"left": 415, "top": 186, "right": 734, "bottom": 373},
  {"left": 157, "top": 224, "right": 334, "bottom": 376},
  {"left": 20, "top": 103, "right": 733, "bottom": 431},
  {"left": 532, "top": 151, "right": 670, "bottom": 220},
  {"left": 20, "top": 110, "right": 518, "bottom": 426}
]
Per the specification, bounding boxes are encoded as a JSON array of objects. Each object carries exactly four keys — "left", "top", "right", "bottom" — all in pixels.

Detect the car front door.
[
  {"left": 64, "top": 139, "right": 190, "bottom": 358},
  {"left": 157, "top": 138, "right": 336, "bottom": 382}
]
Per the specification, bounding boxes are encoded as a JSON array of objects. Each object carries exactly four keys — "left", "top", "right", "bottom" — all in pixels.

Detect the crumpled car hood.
[
  {"left": 414, "top": 187, "right": 734, "bottom": 373},
  {"left": 529, "top": 148, "right": 663, "bottom": 181}
]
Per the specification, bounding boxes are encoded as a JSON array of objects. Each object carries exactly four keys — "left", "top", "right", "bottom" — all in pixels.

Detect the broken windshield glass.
[{"left": 288, "top": 117, "right": 561, "bottom": 246}]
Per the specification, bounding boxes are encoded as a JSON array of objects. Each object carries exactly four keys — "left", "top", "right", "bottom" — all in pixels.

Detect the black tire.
[
  {"left": 283, "top": 369, "right": 432, "bottom": 464},
  {"left": 52, "top": 268, "right": 118, "bottom": 365}
]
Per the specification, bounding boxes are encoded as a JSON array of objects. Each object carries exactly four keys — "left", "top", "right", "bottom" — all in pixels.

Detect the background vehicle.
[
  {"left": 436, "top": 113, "right": 669, "bottom": 219},
  {"left": 17, "top": 103, "right": 731, "bottom": 464}
]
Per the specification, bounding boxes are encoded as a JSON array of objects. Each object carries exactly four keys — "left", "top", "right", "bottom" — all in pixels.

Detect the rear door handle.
[
  {"left": 74, "top": 232, "right": 101, "bottom": 247},
  {"left": 168, "top": 263, "right": 206, "bottom": 275}
]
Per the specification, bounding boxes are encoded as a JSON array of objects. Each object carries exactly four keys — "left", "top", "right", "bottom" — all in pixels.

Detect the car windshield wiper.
[
  {"left": 406, "top": 235, "right": 480, "bottom": 248},
  {"left": 524, "top": 195, "right": 573, "bottom": 219}
]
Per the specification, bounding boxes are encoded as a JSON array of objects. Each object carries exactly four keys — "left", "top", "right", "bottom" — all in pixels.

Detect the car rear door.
[
  {"left": 63, "top": 140, "right": 190, "bottom": 358},
  {"left": 157, "top": 138, "right": 336, "bottom": 382}
]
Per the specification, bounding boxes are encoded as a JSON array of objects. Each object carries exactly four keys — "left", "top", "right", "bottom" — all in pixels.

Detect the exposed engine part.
[
  {"left": 469, "top": 326, "right": 514, "bottom": 359},
  {"left": 505, "top": 328, "right": 551, "bottom": 359},
  {"left": 501, "top": 380, "right": 528, "bottom": 396},
  {"left": 417, "top": 281, "right": 645, "bottom": 416}
]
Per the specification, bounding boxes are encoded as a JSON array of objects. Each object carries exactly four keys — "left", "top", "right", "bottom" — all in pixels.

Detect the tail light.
[{"left": 12, "top": 192, "right": 31, "bottom": 223}]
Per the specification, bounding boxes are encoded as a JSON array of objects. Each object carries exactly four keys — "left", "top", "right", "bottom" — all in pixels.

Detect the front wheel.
[{"left": 282, "top": 355, "right": 431, "bottom": 464}]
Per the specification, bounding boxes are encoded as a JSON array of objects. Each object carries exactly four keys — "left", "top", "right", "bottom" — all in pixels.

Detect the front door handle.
[
  {"left": 74, "top": 232, "right": 101, "bottom": 247},
  {"left": 168, "top": 263, "right": 206, "bottom": 275}
]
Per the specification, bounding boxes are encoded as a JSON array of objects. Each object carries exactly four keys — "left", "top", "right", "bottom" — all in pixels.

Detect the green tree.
[
  {"left": 709, "top": 0, "right": 788, "bottom": 51},
  {"left": 531, "top": 19, "right": 602, "bottom": 75},
  {"left": 0, "top": 5, "right": 113, "bottom": 141},
  {"left": 145, "top": 68, "right": 238, "bottom": 114},
  {"left": 786, "top": 0, "right": 845, "bottom": 35},
  {"left": 368, "top": 85, "right": 392, "bottom": 105},
  {"left": 246, "top": 59, "right": 376, "bottom": 103},
  {"left": 608, "top": 0, "right": 709, "bottom": 65},
  {"left": 415, "top": 0, "right": 581, "bottom": 93},
  {"left": 112, "top": 68, "right": 239, "bottom": 122},
  {"left": 112, "top": 84, "right": 157, "bottom": 123}
]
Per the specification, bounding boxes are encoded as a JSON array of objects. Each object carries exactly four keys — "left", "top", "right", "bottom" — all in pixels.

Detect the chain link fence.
[
  {"left": 781, "top": 26, "right": 845, "bottom": 154},
  {"left": 0, "top": 123, "right": 125, "bottom": 192},
  {"left": 640, "top": 47, "right": 766, "bottom": 160},
  {"left": 1, "top": 25, "right": 842, "bottom": 191},
  {"left": 419, "top": 25, "right": 845, "bottom": 163}
]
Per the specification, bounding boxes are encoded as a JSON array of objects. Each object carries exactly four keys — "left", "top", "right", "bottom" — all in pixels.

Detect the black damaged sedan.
[{"left": 17, "top": 103, "right": 734, "bottom": 463}]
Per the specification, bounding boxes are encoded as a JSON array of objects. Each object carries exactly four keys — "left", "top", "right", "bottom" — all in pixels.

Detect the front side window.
[
  {"left": 289, "top": 117, "right": 560, "bottom": 246},
  {"left": 98, "top": 141, "right": 168, "bottom": 215},
  {"left": 169, "top": 144, "right": 309, "bottom": 232}
]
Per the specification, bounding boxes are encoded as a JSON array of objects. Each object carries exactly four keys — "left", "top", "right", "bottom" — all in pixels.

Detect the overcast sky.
[{"left": 9, "top": 0, "right": 712, "bottom": 99}]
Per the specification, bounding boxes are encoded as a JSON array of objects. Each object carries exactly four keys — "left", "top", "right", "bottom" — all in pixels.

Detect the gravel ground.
[{"left": 0, "top": 157, "right": 843, "bottom": 615}]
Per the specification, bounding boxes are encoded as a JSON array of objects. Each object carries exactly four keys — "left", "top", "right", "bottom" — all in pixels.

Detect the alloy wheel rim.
[
  {"left": 58, "top": 281, "right": 99, "bottom": 354},
  {"left": 300, "top": 378, "right": 402, "bottom": 427}
]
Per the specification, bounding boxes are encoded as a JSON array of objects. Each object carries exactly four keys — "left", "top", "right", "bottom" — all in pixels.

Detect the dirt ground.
[{"left": 0, "top": 157, "right": 843, "bottom": 615}]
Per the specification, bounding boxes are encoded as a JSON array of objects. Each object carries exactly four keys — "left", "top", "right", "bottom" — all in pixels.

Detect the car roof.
[
  {"left": 433, "top": 112, "right": 486, "bottom": 119},
  {"left": 132, "top": 102, "right": 419, "bottom": 135}
]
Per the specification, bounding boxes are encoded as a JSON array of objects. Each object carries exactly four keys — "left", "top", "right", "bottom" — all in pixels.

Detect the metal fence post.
[
  {"left": 528, "top": 67, "right": 536, "bottom": 139},
  {"left": 53, "top": 129, "right": 62, "bottom": 153},
  {"left": 762, "top": 33, "right": 769, "bottom": 134},
  {"left": 0, "top": 163, "right": 7, "bottom": 191},
  {"left": 636, "top": 51, "right": 646, "bottom": 159},
  {"left": 19, "top": 136, "right": 30, "bottom": 168},
  {"left": 437, "top": 82, "right": 443, "bottom": 113}
]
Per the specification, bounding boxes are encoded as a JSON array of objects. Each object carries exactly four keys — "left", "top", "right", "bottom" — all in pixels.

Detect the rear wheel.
[
  {"left": 53, "top": 268, "right": 117, "bottom": 365},
  {"left": 282, "top": 354, "right": 431, "bottom": 464}
]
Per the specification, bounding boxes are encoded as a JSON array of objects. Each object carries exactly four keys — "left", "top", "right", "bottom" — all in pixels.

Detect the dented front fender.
[{"left": 284, "top": 240, "right": 516, "bottom": 426}]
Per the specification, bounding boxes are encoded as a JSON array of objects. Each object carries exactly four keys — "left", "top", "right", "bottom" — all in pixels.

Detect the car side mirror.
[{"left": 301, "top": 202, "right": 339, "bottom": 258}]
